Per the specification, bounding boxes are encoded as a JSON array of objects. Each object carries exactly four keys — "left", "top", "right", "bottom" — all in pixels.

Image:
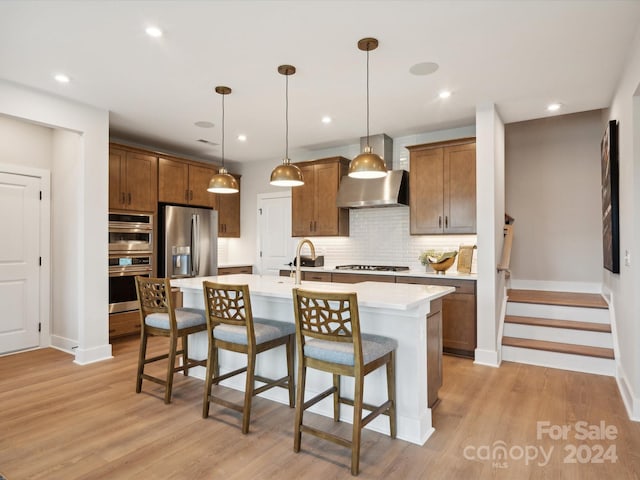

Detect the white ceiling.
[{"left": 1, "top": 1, "right": 640, "bottom": 168}]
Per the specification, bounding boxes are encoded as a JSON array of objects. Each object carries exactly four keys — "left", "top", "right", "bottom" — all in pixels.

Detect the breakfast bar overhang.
[{"left": 172, "top": 274, "right": 454, "bottom": 446}]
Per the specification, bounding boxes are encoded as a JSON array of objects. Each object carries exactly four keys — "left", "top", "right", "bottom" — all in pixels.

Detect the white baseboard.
[
  {"left": 615, "top": 363, "right": 640, "bottom": 421},
  {"left": 73, "top": 344, "right": 113, "bottom": 365},
  {"left": 509, "top": 279, "right": 602, "bottom": 294},
  {"left": 474, "top": 348, "right": 500, "bottom": 367},
  {"left": 50, "top": 334, "right": 78, "bottom": 355}
]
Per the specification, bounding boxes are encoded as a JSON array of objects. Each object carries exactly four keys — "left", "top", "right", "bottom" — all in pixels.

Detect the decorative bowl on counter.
[{"left": 419, "top": 250, "right": 458, "bottom": 275}]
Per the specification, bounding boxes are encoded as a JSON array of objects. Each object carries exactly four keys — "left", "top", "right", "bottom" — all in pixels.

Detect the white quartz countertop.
[
  {"left": 172, "top": 274, "right": 454, "bottom": 311},
  {"left": 282, "top": 265, "right": 477, "bottom": 280}
]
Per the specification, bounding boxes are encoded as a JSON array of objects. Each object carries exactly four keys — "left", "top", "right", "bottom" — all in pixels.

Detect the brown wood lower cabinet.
[
  {"left": 396, "top": 276, "right": 476, "bottom": 358},
  {"left": 109, "top": 310, "right": 140, "bottom": 339},
  {"left": 331, "top": 272, "right": 395, "bottom": 284},
  {"left": 218, "top": 265, "right": 253, "bottom": 275}
]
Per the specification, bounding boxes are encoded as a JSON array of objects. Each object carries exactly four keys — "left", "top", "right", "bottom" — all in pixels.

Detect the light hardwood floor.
[{"left": 1, "top": 336, "right": 639, "bottom": 479}]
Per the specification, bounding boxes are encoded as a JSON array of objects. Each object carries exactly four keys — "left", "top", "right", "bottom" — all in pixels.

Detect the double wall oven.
[{"left": 108, "top": 213, "right": 154, "bottom": 314}]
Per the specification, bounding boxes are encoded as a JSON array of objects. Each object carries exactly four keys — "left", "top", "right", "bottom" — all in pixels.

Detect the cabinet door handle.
[
  {"left": 309, "top": 221, "right": 313, "bottom": 232},
  {"left": 128, "top": 192, "right": 131, "bottom": 205},
  {"left": 445, "top": 216, "right": 448, "bottom": 228},
  {"left": 438, "top": 216, "right": 442, "bottom": 228},
  {"left": 314, "top": 221, "right": 317, "bottom": 232},
  {"left": 189, "top": 190, "right": 193, "bottom": 201}
]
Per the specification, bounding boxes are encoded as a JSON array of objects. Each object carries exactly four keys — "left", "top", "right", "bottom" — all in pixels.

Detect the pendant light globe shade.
[
  {"left": 348, "top": 146, "right": 387, "bottom": 179},
  {"left": 207, "top": 85, "right": 239, "bottom": 194},
  {"left": 270, "top": 64, "right": 304, "bottom": 187},
  {"left": 207, "top": 166, "right": 239, "bottom": 193},
  {"left": 349, "top": 37, "right": 387, "bottom": 179},
  {"left": 270, "top": 158, "right": 304, "bottom": 187}
]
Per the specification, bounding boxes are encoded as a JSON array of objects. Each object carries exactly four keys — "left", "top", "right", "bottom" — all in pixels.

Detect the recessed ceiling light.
[
  {"left": 547, "top": 103, "right": 562, "bottom": 112},
  {"left": 194, "top": 121, "right": 214, "bottom": 128},
  {"left": 409, "top": 62, "right": 439, "bottom": 76},
  {"left": 145, "top": 26, "right": 163, "bottom": 38},
  {"left": 237, "top": 134, "right": 247, "bottom": 142},
  {"left": 54, "top": 73, "right": 70, "bottom": 84},
  {"left": 439, "top": 90, "right": 451, "bottom": 99},
  {"left": 321, "top": 116, "right": 332, "bottom": 124}
]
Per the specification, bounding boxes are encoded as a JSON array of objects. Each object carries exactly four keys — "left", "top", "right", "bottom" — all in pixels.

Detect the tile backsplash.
[{"left": 302, "top": 207, "right": 477, "bottom": 270}]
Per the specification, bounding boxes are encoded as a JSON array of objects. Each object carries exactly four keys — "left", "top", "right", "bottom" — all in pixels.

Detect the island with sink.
[{"left": 172, "top": 273, "right": 454, "bottom": 446}]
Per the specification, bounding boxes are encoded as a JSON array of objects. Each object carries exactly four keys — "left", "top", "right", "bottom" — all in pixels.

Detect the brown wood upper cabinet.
[
  {"left": 291, "top": 157, "right": 350, "bottom": 237},
  {"left": 158, "top": 157, "right": 241, "bottom": 238},
  {"left": 109, "top": 145, "right": 158, "bottom": 213},
  {"left": 407, "top": 138, "right": 476, "bottom": 235},
  {"left": 158, "top": 157, "right": 217, "bottom": 208}
]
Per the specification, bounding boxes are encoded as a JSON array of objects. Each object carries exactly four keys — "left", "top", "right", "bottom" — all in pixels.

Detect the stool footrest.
[
  {"left": 253, "top": 375, "right": 290, "bottom": 396},
  {"left": 303, "top": 386, "right": 337, "bottom": 411},
  {"left": 207, "top": 395, "right": 244, "bottom": 413},
  {"left": 361, "top": 400, "right": 393, "bottom": 428},
  {"left": 214, "top": 366, "right": 247, "bottom": 383},
  {"left": 140, "top": 374, "right": 166, "bottom": 386},
  {"left": 300, "top": 424, "right": 351, "bottom": 449}
]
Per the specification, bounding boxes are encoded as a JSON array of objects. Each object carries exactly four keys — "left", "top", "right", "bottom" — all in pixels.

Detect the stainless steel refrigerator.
[{"left": 159, "top": 205, "right": 218, "bottom": 278}]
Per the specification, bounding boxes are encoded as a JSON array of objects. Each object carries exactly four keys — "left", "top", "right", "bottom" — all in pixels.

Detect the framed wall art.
[{"left": 601, "top": 119, "right": 619, "bottom": 273}]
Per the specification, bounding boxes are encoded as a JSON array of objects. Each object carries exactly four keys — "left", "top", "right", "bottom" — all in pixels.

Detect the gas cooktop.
[{"left": 335, "top": 265, "right": 410, "bottom": 272}]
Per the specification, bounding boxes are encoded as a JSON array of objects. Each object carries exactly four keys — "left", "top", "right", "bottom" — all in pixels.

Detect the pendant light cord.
[
  {"left": 366, "top": 47, "right": 370, "bottom": 148},
  {"left": 221, "top": 93, "right": 225, "bottom": 168},
  {"left": 285, "top": 73, "right": 289, "bottom": 160}
]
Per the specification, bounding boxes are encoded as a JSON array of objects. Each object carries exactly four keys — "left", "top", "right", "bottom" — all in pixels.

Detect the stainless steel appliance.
[
  {"left": 108, "top": 253, "right": 153, "bottom": 313},
  {"left": 108, "top": 212, "right": 153, "bottom": 254},
  {"left": 335, "top": 265, "right": 410, "bottom": 272},
  {"left": 159, "top": 205, "right": 218, "bottom": 278}
]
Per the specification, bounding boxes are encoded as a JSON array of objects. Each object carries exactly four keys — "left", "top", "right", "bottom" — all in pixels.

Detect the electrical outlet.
[{"left": 624, "top": 249, "right": 631, "bottom": 267}]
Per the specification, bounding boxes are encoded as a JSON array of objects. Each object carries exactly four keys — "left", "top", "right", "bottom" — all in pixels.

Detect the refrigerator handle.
[
  {"left": 190, "top": 215, "right": 195, "bottom": 275},
  {"left": 192, "top": 214, "right": 200, "bottom": 276}
]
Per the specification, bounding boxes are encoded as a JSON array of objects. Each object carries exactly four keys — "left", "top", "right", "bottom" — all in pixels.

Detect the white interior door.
[
  {"left": 257, "top": 192, "right": 295, "bottom": 276},
  {"left": 0, "top": 172, "right": 40, "bottom": 354}
]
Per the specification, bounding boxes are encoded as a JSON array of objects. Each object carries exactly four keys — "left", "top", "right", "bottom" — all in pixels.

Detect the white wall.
[
  {"left": 475, "top": 103, "right": 505, "bottom": 367},
  {"left": 0, "top": 79, "right": 111, "bottom": 364},
  {"left": 607, "top": 25, "right": 640, "bottom": 420},
  {"left": 51, "top": 129, "right": 82, "bottom": 346},
  {"left": 505, "top": 110, "right": 604, "bottom": 290},
  {"left": 0, "top": 114, "right": 52, "bottom": 168}
]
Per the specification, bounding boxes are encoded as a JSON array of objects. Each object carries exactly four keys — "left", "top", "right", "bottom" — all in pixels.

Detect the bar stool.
[
  {"left": 135, "top": 276, "right": 207, "bottom": 404},
  {"left": 291, "top": 288, "right": 397, "bottom": 476},
  {"left": 202, "top": 281, "right": 295, "bottom": 434}
]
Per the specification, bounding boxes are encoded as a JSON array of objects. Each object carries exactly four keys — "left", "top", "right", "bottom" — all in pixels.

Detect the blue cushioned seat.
[
  {"left": 304, "top": 333, "right": 398, "bottom": 366},
  {"left": 145, "top": 307, "right": 206, "bottom": 330},
  {"left": 213, "top": 318, "right": 295, "bottom": 345}
]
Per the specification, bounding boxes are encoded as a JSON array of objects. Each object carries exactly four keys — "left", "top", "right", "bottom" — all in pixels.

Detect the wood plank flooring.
[{"left": 1, "top": 336, "right": 639, "bottom": 479}]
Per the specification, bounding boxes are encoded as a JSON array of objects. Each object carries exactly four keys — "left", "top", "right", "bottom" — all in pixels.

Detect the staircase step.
[
  {"left": 507, "top": 289, "right": 607, "bottom": 309},
  {"left": 502, "top": 336, "right": 614, "bottom": 359},
  {"left": 504, "top": 315, "right": 611, "bottom": 333}
]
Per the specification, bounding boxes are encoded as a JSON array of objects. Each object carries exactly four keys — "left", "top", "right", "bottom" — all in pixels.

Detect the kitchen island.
[{"left": 172, "top": 273, "right": 454, "bottom": 446}]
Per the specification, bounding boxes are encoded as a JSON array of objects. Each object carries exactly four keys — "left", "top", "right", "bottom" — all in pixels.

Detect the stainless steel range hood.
[{"left": 336, "top": 134, "right": 409, "bottom": 208}]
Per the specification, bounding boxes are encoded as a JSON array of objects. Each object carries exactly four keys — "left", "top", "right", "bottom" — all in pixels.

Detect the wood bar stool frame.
[
  {"left": 202, "top": 281, "right": 295, "bottom": 434},
  {"left": 135, "top": 276, "right": 207, "bottom": 404},
  {"left": 291, "top": 288, "right": 397, "bottom": 476}
]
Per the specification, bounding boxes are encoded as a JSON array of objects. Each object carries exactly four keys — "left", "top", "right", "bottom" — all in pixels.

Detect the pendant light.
[
  {"left": 348, "top": 37, "right": 387, "bottom": 179},
  {"left": 207, "top": 86, "right": 239, "bottom": 194},
  {"left": 270, "top": 65, "right": 304, "bottom": 187}
]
